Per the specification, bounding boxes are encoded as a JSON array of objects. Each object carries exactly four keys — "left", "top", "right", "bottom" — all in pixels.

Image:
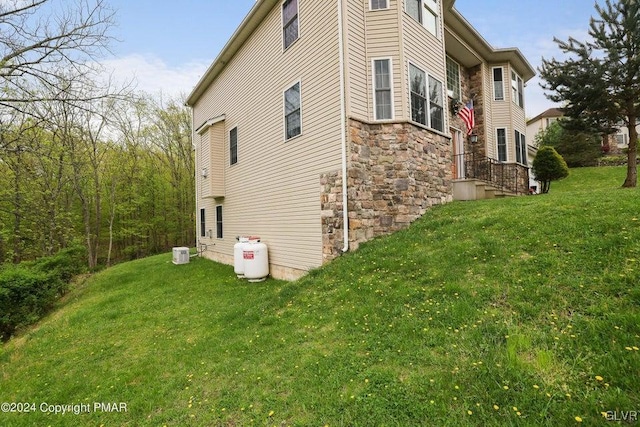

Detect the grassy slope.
[{"left": 1, "top": 167, "right": 639, "bottom": 426}]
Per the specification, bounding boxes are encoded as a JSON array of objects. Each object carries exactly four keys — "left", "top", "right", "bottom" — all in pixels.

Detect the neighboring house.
[
  {"left": 186, "top": 0, "right": 535, "bottom": 280},
  {"left": 526, "top": 107, "right": 565, "bottom": 191}
]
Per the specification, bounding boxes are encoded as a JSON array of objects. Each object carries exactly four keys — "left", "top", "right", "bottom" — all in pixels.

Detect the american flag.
[{"left": 458, "top": 100, "right": 475, "bottom": 135}]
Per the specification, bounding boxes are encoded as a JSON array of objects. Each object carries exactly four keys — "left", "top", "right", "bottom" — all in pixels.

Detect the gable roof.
[
  {"left": 527, "top": 108, "right": 565, "bottom": 125},
  {"left": 443, "top": 0, "right": 535, "bottom": 82}
]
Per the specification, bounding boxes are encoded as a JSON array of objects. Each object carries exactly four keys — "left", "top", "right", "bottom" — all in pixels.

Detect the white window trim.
[
  {"left": 228, "top": 125, "right": 238, "bottom": 166},
  {"left": 281, "top": 0, "right": 300, "bottom": 52},
  {"left": 446, "top": 56, "right": 461, "bottom": 101},
  {"left": 283, "top": 79, "right": 302, "bottom": 141},
  {"left": 370, "top": 0, "right": 389, "bottom": 10},
  {"left": 405, "top": 0, "right": 440, "bottom": 39},
  {"left": 372, "top": 57, "right": 395, "bottom": 121},
  {"left": 492, "top": 66, "right": 504, "bottom": 102},
  {"left": 511, "top": 70, "right": 524, "bottom": 108},
  {"left": 496, "top": 127, "right": 508, "bottom": 162},
  {"left": 408, "top": 60, "right": 445, "bottom": 133},
  {"left": 514, "top": 130, "right": 527, "bottom": 165},
  {"left": 215, "top": 205, "right": 223, "bottom": 240}
]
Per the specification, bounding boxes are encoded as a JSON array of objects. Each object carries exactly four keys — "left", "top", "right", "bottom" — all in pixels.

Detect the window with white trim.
[
  {"left": 406, "top": 0, "right": 439, "bottom": 37},
  {"left": 511, "top": 70, "right": 524, "bottom": 108},
  {"left": 200, "top": 208, "right": 206, "bottom": 237},
  {"left": 409, "top": 62, "right": 444, "bottom": 132},
  {"left": 371, "top": 0, "right": 388, "bottom": 9},
  {"left": 229, "top": 127, "right": 238, "bottom": 165},
  {"left": 493, "top": 67, "right": 504, "bottom": 101},
  {"left": 282, "top": 0, "right": 299, "bottom": 50},
  {"left": 373, "top": 59, "right": 393, "bottom": 120},
  {"left": 515, "top": 130, "right": 527, "bottom": 164},
  {"left": 446, "top": 56, "right": 460, "bottom": 100},
  {"left": 216, "top": 205, "right": 223, "bottom": 239},
  {"left": 497, "top": 128, "right": 507, "bottom": 162},
  {"left": 284, "top": 82, "right": 301, "bottom": 140}
]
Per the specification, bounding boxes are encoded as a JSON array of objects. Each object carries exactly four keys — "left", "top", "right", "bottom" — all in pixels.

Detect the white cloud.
[{"left": 100, "top": 54, "right": 209, "bottom": 98}]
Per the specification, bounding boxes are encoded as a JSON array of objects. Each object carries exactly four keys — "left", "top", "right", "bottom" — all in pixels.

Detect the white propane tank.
[
  {"left": 243, "top": 239, "right": 269, "bottom": 282},
  {"left": 234, "top": 237, "right": 250, "bottom": 277}
]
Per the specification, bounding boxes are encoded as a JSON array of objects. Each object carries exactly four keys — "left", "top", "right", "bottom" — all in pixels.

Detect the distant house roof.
[{"left": 527, "top": 108, "right": 565, "bottom": 125}]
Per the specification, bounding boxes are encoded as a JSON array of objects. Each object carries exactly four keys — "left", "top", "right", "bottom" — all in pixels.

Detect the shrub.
[
  {"left": 0, "top": 246, "right": 87, "bottom": 341},
  {"left": 0, "top": 266, "right": 61, "bottom": 340},
  {"left": 532, "top": 146, "right": 570, "bottom": 193}
]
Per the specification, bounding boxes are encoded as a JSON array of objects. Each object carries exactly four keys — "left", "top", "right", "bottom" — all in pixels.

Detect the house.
[
  {"left": 527, "top": 107, "right": 640, "bottom": 154},
  {"left": 186, "top": 0, "right": 535, "bottom": 280}
]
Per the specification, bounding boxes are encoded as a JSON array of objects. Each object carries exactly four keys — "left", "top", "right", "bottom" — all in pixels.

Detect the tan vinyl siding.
[
  {"left": 198, "top": 131, "right": 210, "bottom": 199},
  {"left": 401, "top": 3, "right": 446, "bottom": 124},
  {"left": 207, "top": 122, "right": 225, "bottom": 198},
  {"left": 488, "top": 64, "right": 510, "bottom": 160},
  {"left": 192, "top": 1, "right": 342, "bottom": 272},
  {"left": 346, "top": 0, "right": 368, "bottom": 120},
  {"left": 365, "top": 3, "right": 402, "bottom": 121}
]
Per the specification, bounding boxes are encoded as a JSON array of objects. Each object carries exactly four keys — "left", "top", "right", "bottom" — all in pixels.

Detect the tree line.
[{"left": 0, "top": 0, "right": 194, "bottom": 268}]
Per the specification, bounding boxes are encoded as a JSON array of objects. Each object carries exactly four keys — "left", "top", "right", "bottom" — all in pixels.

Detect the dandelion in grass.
[
  {"left": 575, "top": 416, "right": 583, "bottom": 422},
  {"left": 595, "top": 376, "right": 604, "bottom": 382},
  {"left": 493, "top": 405, "right": 500, "bottom": 410},
  {"left": 268, "top": 410, "right": 274, "bottom": 417},
  {"left": 467, "top": 410, "right": 473, "bottom": 415}
]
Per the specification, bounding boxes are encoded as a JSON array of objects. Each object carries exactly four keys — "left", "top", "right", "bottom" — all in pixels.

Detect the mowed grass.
[{"left": 1, "top": 166, "right": 639, "bottom": 426}]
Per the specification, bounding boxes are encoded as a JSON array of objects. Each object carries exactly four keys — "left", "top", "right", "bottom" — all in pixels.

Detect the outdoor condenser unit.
[{"left": 172, "top": 247, "right": 190, "bottom": 265}]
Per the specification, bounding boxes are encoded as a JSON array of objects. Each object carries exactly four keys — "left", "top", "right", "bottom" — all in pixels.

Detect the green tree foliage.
[
  {"left": 0, "top": 95, "right": 195, "bottom": 267},
  {"left": 539, "top": 0, "right": 640, "bottom": 187},
  {"left": 535, "top": 120, "right": 603, "bottom": 167},
  {"left": 532, "top": 146, "right": 570, "bottom": 193}
]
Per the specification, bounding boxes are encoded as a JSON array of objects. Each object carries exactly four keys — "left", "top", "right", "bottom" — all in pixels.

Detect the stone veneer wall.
[{"left": 321, "top": 119, "right": 453, "bottom": 262}]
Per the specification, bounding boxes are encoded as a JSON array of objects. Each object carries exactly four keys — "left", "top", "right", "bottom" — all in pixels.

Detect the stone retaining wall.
[{"left": 321, "top": 119, "right": 453, "bottom": 262}]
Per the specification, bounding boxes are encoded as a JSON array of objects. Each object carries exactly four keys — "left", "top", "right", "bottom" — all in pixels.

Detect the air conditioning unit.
[{"left": 172, "top": 247, "right": 190, "bottom": 265}]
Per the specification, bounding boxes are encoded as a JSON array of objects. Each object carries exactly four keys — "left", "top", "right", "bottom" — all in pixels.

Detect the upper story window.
[
  {"left": 282, "top": 0, "right": 299, "bottom": 50},
  {"left": 406, "top": 0, "right": 439, "bottom": 38},
  {"left": 373, "top": 58, "right": 393, "bottom": 120},
  {"left": 511, "top": 70, "right": 524, "bottom": 108},
  {"left": 229, "top": 127, "right": 238, "bottom": 165},
  {"left": 409, "top": 63, "right": 444, "bottom": 133},
  {"left": 284, "top": 82, "right": 302, "bottom": 140},
  {"left": 515, "top": 130, "right": 527, "bottom": 164},
  {"left": 493, "top": 67, "right": 504, "bottom": 101},
  {"left": 446, "top": 56, "right": 460, "bottom": 100},
  {"left": 371, "top": 0, "right": 389, "bottom": 9}
]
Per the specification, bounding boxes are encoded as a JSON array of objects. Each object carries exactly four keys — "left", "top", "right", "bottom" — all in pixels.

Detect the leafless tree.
[{"left": 0, "top": 0, "right": 116, "bottom": 149}]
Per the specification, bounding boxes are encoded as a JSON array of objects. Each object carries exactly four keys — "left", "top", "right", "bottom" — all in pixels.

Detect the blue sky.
[{"left": 103, "top": 0, "right": 599, "bottom": 116}]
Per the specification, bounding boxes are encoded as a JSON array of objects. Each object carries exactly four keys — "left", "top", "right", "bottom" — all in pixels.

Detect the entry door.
[{"left": 452, "top": 129, "right": 465, "bottom": 179}]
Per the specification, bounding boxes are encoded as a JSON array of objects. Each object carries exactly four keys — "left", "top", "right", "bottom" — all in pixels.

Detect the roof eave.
[
  {"left": 444, "top": 1, "right": 536, "bottom": 82},
  {"left": 186, "top": 0, "right": 279, "bottom": 107}
]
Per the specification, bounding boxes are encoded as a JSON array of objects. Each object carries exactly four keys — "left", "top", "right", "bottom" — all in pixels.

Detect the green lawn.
[{"left": 1, "top": 166, "right": 639, "bottom": 426}]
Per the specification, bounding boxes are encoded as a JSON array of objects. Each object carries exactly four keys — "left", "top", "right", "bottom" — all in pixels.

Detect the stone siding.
[{"left": 321, "top": 119, "right": 453, "bottom": 262}]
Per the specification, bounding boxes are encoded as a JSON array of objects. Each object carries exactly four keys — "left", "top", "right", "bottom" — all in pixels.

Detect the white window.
[
  {"left": 496, "top": 128, "right": 507, "bottom": 162},
  {"left": 406, "top": 0, "right": 439, "bottom": 38},
  {"left": 409, "top": 62, "right": 444, "bottom": 133},
  {"left": 284, "top": 82, "right": 302, "bottom": 140},
  {"left": 373, "top": 58, "right": 393, "bottom": 120},
  {"left": 515, "top": 130, "right": 527, "bottom": 164},
  {"left": 511, "top": 70, "right": 524, "bottom": 108},
  {"left": 282, "top": 0, "right": 299, "bottom": 50},
  {"left": 229, "top": 127, "right": 238, "bottom": 165},
  {"left": 446, "top": 56, "right": 460, "bottom": 100},
  {"left": 216, "top": 205, "right": 223, "bottom": 239},
  {"left": 493, "top": 67, "right": 504, "bottom": 101},
  {"left": 370, "top": 0, "right": 388, "bottom": 10}
]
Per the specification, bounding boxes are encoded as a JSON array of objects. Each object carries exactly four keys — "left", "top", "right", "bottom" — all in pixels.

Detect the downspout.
[{"left": 337, "top": 0, "right": 349, "bottom": 253}]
